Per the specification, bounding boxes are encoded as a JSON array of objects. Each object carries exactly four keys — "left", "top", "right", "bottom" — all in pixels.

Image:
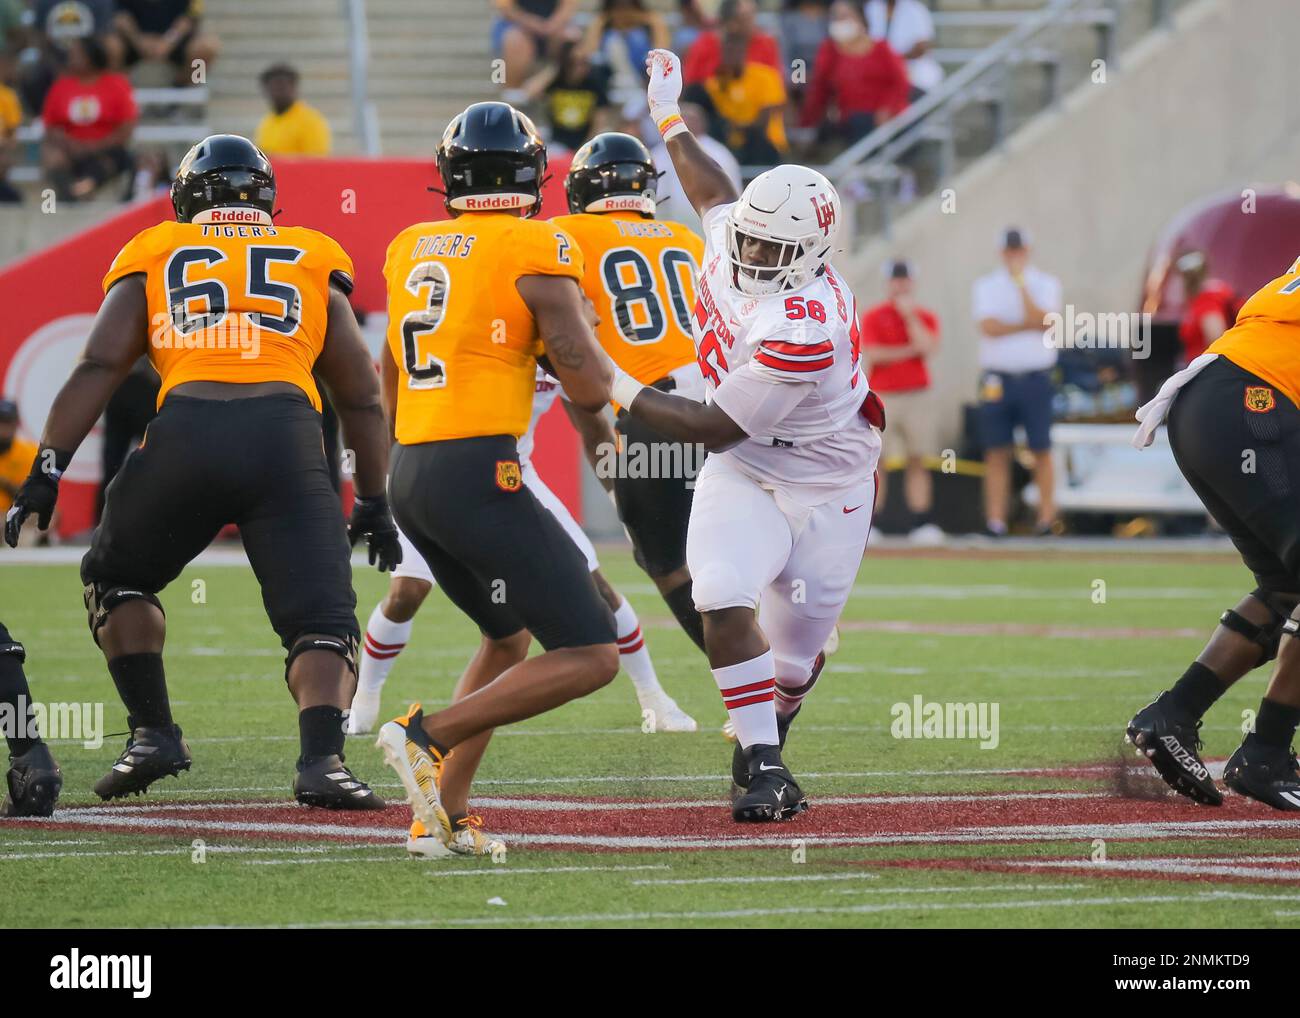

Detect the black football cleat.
[
  {"left": 1126, "top": 694, "right": 1222, "bottom": 806},
  {"left": 94, "top": 723, "right": 191, "bottom": 800},
  {"left": 294, "top": 754, "right": 385, "bottom": 810},
  {"left": 1223, "top": 739, "right": 1300, "bottom": 811},
  {"left": 731, "top": 745, "right": 808, "bottom": 822},
  {"left": 2, "top": 742, "right": 63, "bottom": 817},
  {"left": 731, "top": 652, "right": 824, "bottom": 791}
]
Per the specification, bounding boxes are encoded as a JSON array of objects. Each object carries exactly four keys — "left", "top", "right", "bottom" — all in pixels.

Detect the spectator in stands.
[
  {"left": 0, "top": 53, "right": 22, "bottom": 202},
  {"left": 673, "top": 0, "right": 712, "bottom": 55},
  {"left": 0, "top": 397, "right": 56, "bottom": 545},
  {"left": 864, "top": 0, "right": 943, "bottom": 98},
  {"left": 41, "top": 35, "right": 137, "bottom": 201},
  {"left": 523, "top": 38, "right": 613, "bottom": 151},
  {"left": 779, "top": 0, "right": 829, "bottom": 103},
  {"left": 112, "top": 0, "right": 220, "bottom": 86},
  {"left": 696, "top": 31, "right": 787, "bottom": 165},
  {"left": 684, "top": 0, "right": 780, "bottom": 85},
  {"left": 21, "top": 0, "right": 116, "bottom": 115},
  {"left": 860, "top": 258, "right": 943, "bottom": 544},
  {"left": 0, "top": 0, "right": 26, "bottom": 57},
  {"left": 650, "top": 100, "right": 740, "bottom": 231},
  {"left": 580, "top": 0, "right": 670, "bottom": 88},
  {"left": 255, "top": 63, "right": 331, "bottom": 157},
  {"left": 799, "top": 0, "right": 908, "bottom": 145},
  {"left": 972, "top": 227, "right": 1062, "bottom": 537},
  {"left": 1176, "top": 250, "right": 1238, "bottom": 364},
  {"left": 492, "top": 0, "right": 578, "bottom": 89}
]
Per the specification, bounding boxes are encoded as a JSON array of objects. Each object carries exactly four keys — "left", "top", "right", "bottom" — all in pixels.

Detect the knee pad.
[
  {"left": 82, "top": 582, "right": 165, "bottom": 647},
  {"left": 690, "top": 562, "right": 755, "bottom": 613},
  {"left": 1220, "top": 589, "right": 1300, "bottom": 664},
  {"left": 284, "top": 631, "right": 359, "bottom": 681}
]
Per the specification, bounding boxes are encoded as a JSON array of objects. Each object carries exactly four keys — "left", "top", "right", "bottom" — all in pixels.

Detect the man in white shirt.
[
  {"left": 971, "top": 227, "right": 1062, "bottom": 536},
  {"left": 864, "top": 0, "right": 944, "bottom": 95}
]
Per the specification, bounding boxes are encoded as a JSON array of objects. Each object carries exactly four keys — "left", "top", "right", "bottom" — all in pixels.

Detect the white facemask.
[{"left": 828, "top": 19, "right": 861, "bottom": 43}]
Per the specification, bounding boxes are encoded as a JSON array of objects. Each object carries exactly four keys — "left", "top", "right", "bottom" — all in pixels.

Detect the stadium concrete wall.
[{"left": 837, "top": 0, "right": 1300, "bottom": 450}]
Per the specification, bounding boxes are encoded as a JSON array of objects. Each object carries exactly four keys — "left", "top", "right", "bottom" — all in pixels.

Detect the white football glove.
[{"left": 645, "top": 49, "right": 687, "bottom": 140}]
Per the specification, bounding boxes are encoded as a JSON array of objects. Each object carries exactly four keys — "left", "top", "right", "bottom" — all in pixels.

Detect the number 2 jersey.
[
  {"left": 383, "top": 211, "right": 583, "bottom": 445},
  {"left": 693, "top": 202, "right": 880, "bottom": 502},
  {"left": 103, "top": 217, "right": 354, "bottom": 411},
  {"left": 550, "top": 211, "right": 704, "bottom": 392}
]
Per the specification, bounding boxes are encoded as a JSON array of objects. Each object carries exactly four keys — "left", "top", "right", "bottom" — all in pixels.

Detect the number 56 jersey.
[
  {"left": 384, "top": 212, "right": 584, "bottom": 445},
  {"left": 694, "top": 202, "right": 881, "bottom": 504}
]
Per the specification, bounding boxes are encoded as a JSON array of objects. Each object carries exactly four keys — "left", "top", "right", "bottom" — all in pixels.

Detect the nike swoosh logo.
[
  {"left": 843, "top": 505, "right": 864, "bottom": 514},
  {"left": 758, "top": 762, "right": 784, "bottom": 772}
]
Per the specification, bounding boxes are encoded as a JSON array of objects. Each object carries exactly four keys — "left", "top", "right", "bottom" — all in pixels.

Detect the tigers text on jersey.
[
  {"left": 1208, "top": 257, "right": 1300, "bottom": 409},
  {"left": 103, "top": 218, "right": 354, "bottom": 411},
  {"left": 693, "top": 202, "right": 879, "bottom": 500},
  {"left": 384, "top": 212, "right": 583, "bottom": 444},
  {"left": 550, "top": 211, "right": 703, "bottom": 386}
]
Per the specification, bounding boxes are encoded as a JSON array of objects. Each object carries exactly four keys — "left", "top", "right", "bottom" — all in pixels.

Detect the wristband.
[
  {"left": 31, "top": 446, "right": 72, "bottom": 483},
  {"left": 611, "top": 367, "right": 646, "bottom": 410},
  {"left": 651, "top": 104, "right": 688, "bottom": 142}
]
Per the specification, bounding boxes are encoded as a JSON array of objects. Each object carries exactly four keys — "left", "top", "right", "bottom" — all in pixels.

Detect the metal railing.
[
  {"left": 814, "top": 0, "right": 1182, "bottom": 246},
  {"left": 344, "top": 0, "right": 380, "bottom": 156}
]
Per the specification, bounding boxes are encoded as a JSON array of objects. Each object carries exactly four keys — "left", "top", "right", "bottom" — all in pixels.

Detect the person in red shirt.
[
  {"left": 800, "top": 0, "right": 909, "bottom": 143},
  {"left": 40, "top": 35, "right": 137, "bottom": 201},
  {"left": 683, "top": 0, "right": 780, "bottom": 84},
  {"left": 860, "top": 259, "right": 943, "bottom": 542},
  {"left": 1176, "top": 250, "right": 1238, "bottom": 363}
]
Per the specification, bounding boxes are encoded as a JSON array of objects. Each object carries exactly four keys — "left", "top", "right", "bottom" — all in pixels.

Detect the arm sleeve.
[
  {"left": 312, "top": 232, "right": 355, "bottom": 294},
  {"left": 710, "top": 359, "right": 814, "bottom": 437},
  {"left": 516, "top": 223, "right": 585, "bottom": 281},
  {"left": 750, "top": 325, "right": 837, "bottom": 379},
  {"left": 102, "top": 228, "right": 159, "bottom": 293},
  {"left": 700, "top": 200, "right": 733, "bottom": 240}
]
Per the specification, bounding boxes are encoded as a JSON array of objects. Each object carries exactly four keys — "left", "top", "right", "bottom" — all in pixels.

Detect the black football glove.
[
  {"left": 4, "top": 448, "right": 67, "bottom": 548},
  {"left": 347, "top": 494, "right": 402, "bottom": 572}
]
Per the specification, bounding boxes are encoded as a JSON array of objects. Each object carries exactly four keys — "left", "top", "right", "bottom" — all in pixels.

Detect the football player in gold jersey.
[
  {"left": 552, "top": 132, "right": 711, "bottom": 655},
  {"left": 375, "top": 102, "right": 616, "bottom": 856},
  {"left": 4, "top": 135, "right": 400, "bottom": 809},
  {"left": 1128, "top": 255, "right": 1300, "bottom": 811}
]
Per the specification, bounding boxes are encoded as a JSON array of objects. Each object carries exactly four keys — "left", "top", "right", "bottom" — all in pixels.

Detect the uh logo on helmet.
[{"left": 726, "top": 164, "right": 842, "bottom": 297}]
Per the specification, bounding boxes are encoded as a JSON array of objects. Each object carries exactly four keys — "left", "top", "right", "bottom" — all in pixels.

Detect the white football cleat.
[
  {"left": 406, "top": 818, "right": 454, "bottom": 858},
  {"left": 909, "top": 522, "right": 945, "bottom": 546},
  {"left": 375, "top": 704, "right": 453, "bottom": 849},
  {"left": 346, "top": 686, "right": 382, "bottom": 735},
  {"left": 639, "top": 692, "right": 698, "bottom": 733},
  {"left": 448, "top": 814, "right": 507, "bottom": 858}
]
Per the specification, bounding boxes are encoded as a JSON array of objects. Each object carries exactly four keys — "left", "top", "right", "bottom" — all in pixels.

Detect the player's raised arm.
[
  {"left": 518, "top": 274, "right": 612, "bottom": 413},
  {"left": 4, "top": 275, "right": 149, "bottom": 546},
  {"left": 645, "top": 48, "right": 739, "bottom": 217},
  {"left": 314, "top": 285, "right": 401, "bottom": 570}
]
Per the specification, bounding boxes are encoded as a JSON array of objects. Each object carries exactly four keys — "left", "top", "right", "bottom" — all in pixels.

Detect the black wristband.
[
  {"left": 31, "top": 446, "right": 73, "bottom": 482},
  {"left": 353, "top": 493, "right": 388, "bottom": 509}
]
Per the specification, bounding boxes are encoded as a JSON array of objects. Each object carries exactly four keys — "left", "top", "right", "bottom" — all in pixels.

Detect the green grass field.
[{"left": 4, "top": 544, "right": 1300, "bottom": 929}]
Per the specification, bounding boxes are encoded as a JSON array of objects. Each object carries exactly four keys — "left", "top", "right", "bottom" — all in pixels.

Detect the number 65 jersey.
[{"left": 693, "top": 203, "right": 881, "bottom": 503}]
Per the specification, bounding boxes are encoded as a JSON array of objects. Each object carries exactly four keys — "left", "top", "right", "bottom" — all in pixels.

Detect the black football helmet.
[
  {"left": 171, "top": 134, "right": 276, "bottom": 223},
  {"left": 565, "top": 133, "right": 659, "bottom": 216},
  {"left": 436, "top": 102, "right": 547, "bottom": 217}
]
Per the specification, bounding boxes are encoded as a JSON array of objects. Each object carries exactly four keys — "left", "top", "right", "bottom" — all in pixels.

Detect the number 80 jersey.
[
  {"left": 384, "top": 212, "right": 584, "bottom": 444},
  {"left": 103, "top": 219, "right": 355, "bottom": 412},
  {"left": 550, "top": 211, "right": 704, "bottom": 388}
]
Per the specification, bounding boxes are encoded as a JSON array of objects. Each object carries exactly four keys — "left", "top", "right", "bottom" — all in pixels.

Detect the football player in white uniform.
[{"left": 605, "top": 50, "right": 883, "bottom": 822}]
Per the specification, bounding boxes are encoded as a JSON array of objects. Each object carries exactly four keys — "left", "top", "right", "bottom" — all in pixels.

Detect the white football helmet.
[{"left": 726, "top": 165, "right": 842, "bottom": 297}]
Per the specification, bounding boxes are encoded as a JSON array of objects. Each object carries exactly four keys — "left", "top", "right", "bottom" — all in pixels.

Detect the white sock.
[
  {"left": 613, "top": 597, "right": 663, "bottom": 699},
  {"left": 713, "top": 651, "right": 778, "bottom": 749},
  {"left": 359, "top": 604, "right": 413, "bottom": 694}
]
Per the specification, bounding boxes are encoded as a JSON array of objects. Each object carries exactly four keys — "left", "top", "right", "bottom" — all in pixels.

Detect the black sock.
[
  {"left": 663, "top": 580, "right": 707, "bottom": 653},
  {"left": 0, "top": 640, "right": 40, "bottom": 757},
  {"left": 107, "top": 653, "right": 171, "bottom": 730},
  {"left": 1166, "top": 661, "right": 1228, "bottom": 719},
  {"left": 1251, "top": 698, "right": 1300, "bottom": 751},
  {"left": 299, "top": 705, "right": 345, "bottom": 766}
]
